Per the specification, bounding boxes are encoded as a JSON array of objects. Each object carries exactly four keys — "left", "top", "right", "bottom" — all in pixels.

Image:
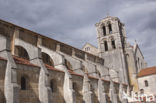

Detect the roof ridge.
[{"left": 138, "top": 66, "right": 156, "bottom": 77}]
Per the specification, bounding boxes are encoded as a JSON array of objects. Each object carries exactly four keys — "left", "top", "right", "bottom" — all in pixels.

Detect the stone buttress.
[{"left": 0, "top": 34, "right": 19, "bottom": 103}]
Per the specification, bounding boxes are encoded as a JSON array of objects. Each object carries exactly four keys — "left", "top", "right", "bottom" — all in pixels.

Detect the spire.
[{"left": 134, "top": 39, "right": 138, "bottom": 46}]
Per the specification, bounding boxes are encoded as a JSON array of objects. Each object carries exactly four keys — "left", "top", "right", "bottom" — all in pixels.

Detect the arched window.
[
  {"left": 50, "top": 80, "right": 54, "bottom": 92},
  {"left": 111, "top": 40, "right": 116, "bottom": 49},
  {"left": 108, "top": 24, "right": 112, "bottom": 34},
  {"left": 104, "top": 41, "right": 108, "bottom": 51},
  {"left": 144, "top": 80, "right": 148, "bottom": 87},
  {"left": 72, "top": 82, "right": 77, "bottom": 90},
  {"left": 90, "top": 84, "right": 94, "bottom": 91},
  {"left": 21, "top": 77, "right": 26, "bottom": 90},
  {"left": 42, "top": 52, "right": 54, "bottom": 66},
  {"left": 15, "top": 46, "right": 29, "bottom": 60},
  {"left": 50, "top": 79, "right": 56, "bottom": 92},
  {"left": 85, "top": 47, "right": 90, "bottom": 51},
  {"left": 102, "top": 26, "right": 106, "bottom": 36}
]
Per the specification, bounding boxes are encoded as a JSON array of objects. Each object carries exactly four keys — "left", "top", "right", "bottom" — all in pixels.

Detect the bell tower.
[{"left": 95, "top": 16, "right": 128, "bottom": 84}]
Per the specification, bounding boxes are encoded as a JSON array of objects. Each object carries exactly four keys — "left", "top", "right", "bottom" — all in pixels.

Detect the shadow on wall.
[
  {"left": 106, "top": 94, "right": 111, "bottom": 103},
  {"left": 14, "top": 46, "right": 30, "bottom": 60},
  {"left": 72, "top": 82, "right": 83, "bottom": 103},
  {"left": 92, "top": 90, "right": 100, "bottom": 103},
  {"left": 23, "top": 83, "right": 40, "bottom": 103},
  {"left": 0, "top": 90, "right": 6, "bottom": 103},
  {"left": 18, "top": 75, "right": 40, "bottom": 103},
  {"left": 49, "top": 78, "right": 65, "bottom": 103}
]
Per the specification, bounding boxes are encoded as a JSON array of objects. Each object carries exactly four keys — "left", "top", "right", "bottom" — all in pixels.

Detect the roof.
[
  {"left": 138, "top": 66, "right": 156, "bottom": 77},
  {"left": 68, "top": 70, "right": 84, "bottom": 77},
  {"left": 13, "top": 56, "right": 65, "bottom": 72},
  {"left": 82, "top": 42, "right": 97, "bottom": 50},
  {"left": 101, "top": 78, "right": 110, "bottom": 82},
  {"left": 0, "top": 19, "right": 104, "bottom": 65},
  {"left": 133, "top": 43, "right": 144, "bottom": 59},
  {"left": 101, "top": 16, "right": 120, "bottom": 22},
  {"left": 45, "top": 64, "right": 64, "bottom": 73},
  {"left": 13, "top": 56, "right": 39, "bottom": 67},
  {"left": 0, "top": 56, "right": 127, "bottom": 85},
  {"left": 88, "top": 75, "right": 99, "bottom": 80},
  {"left": 0, "top": 57, "right": 7, "bottom": 61}
]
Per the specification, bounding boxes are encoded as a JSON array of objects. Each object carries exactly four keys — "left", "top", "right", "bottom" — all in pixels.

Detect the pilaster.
[
  {"left": 105, "top": 25, "right": 109, "bottom": 35},
  {"left": 30, "top": 48, "right": 52, "bottom": 103},
  {"left": 109, "top": 80, "right": 118, "bottom": 103},
  {"left": 0, "top": 34, "right": 19, "bottom": 103},
  {"left": 56, "top": 58, "right": 76, "bottom": 103},
  {"left": 98, "top": 79, "right": 107, "bottom": 103},
  {"left": 83, "top": 74, "right": 93, "bottom": 103},
  {"left": 64, "top": 68, "right": 76, "bottom": 103},
  {"left": 14, "top": 38, "right": 52, "bottom": 103},
  {"left": 119, "top": 83, "right": 128, "bottom": 103}
]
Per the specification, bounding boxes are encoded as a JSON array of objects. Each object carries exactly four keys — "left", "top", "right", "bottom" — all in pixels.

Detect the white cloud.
[{"left": 0, "top": 0, "right": 155, "bottom": 66}]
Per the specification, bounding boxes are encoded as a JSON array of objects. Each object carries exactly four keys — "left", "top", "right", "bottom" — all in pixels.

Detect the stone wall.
[
  {"left": 0, "top": 18, "right": 129, "bottom": 103},
  {"left": 48, "top": 69, "right": 65, "bottom": 103},
  {"left": 16, "top": 64, "right": 40, "bottom": 103},
  {"left": 0, "top": 59, "right": 7, "bottom": 103},
  {"left": 82, "top": 43, "right": 98, "bottom": 56},
  {"left": 126, "top": 46, "right": 139, "bottom": 92},
  {"left": 95, "top": 16, "right": 129, "bottom": 84},
  {"left": 90, "top": 78, "right": 99, "bottom": 103},
  {"left": 72, "top": 75, "right": 83, "bottom": 103},
  {"left": 138, "top": 75, "right": 156, "bottom": 95},
  {"left": 133, "top": 44, "right": 147, "bottom": 72},
  {"left": 0, "top": 56, "right": 128, "bottom": 103}
]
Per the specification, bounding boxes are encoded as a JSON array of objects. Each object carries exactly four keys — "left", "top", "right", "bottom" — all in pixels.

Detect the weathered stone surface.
[{"left": 0, "top": 16, "right": 147, "bottom": 103}]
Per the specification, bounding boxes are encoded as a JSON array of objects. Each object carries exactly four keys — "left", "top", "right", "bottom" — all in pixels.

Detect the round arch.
[
  {"left": 41, "top": 52, "right": 54, "bottom": 67},
  {"left": 40, "top": 47, "right": 64, "bottom": 67},
  {"left": 14, "top": 45, "right": 30, "bottom": 60}
]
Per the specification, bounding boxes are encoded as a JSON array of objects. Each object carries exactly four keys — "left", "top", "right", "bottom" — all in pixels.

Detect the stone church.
[{"left": 0, "top": 16, "right": 147, "bottom": 103}]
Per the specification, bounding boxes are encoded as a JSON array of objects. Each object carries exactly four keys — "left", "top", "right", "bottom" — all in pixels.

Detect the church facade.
[{"left": 0, "top": 16, "right": 146, "bottom": 103}]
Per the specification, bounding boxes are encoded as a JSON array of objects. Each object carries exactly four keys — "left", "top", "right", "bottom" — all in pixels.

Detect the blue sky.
[{"left": 0, "top": 0, "right": 156, "bottom": 66}]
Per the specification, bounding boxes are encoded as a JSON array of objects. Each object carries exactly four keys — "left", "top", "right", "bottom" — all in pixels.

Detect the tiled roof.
[
  {"left": 68, "top": 70, "right": 84, "bottom": 77},
  {"left": 13, "top": 56, "right": 39, "bottom": 67},
  {"left": 114, "top": 81, "right": 120, "bottom": 84},
  {"left": 45, "top": 64, "right": 64, "bottom": 73},
  {"left": 101, "top": 78, "right": 110, "bottom": 82},
  {"left": 88, "top": 75, "right": 99, "bottom": 80},
  {"left": 0, "top": 57, "right": 7, "bottom": 61},
  {"left": 138, "top": 66, "right": 156, "bottom": 77},
  {"left": 123, "top": 83, "right": 128, "bottom": 86}
]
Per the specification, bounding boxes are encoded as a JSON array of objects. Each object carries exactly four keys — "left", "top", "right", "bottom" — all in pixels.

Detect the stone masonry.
[{"left": 0, "top": 16, "right": 147, "bottom": 103}]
